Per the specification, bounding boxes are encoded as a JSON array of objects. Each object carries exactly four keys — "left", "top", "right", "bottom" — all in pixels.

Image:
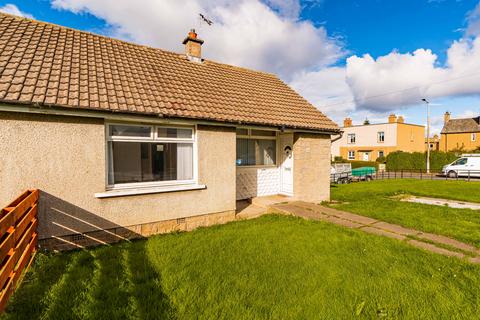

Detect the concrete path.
[{"left": 270, "top": 201, "right": 480, "bottom": 264}]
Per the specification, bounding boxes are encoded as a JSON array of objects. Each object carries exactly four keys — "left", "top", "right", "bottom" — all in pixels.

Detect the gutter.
[{"left": 0, "top": 102, "right": 340, "bottom": 135}]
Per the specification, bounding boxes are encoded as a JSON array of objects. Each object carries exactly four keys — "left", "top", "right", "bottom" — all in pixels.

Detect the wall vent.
[{"left": 177, "top": 218, "right": 186, "bottom": 224}]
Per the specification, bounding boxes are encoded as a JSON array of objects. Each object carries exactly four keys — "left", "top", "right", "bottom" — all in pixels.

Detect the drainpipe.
[{"left": 331, "top": 131, "right": 343, "bottom": 143}]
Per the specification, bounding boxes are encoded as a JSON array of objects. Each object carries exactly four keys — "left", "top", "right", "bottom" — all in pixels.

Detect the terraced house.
[
  {"left": 331, "top": 114, "right": 425, "bottom": 161},
  {"left": 441, "top": 111, "right": 480, "bottom": 151},
  {"left": 0, "top": 13, "right": 339, "bottom": 250}
]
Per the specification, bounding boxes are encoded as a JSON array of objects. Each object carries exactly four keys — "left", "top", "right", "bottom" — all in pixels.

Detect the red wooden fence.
[{"left": 0, "top": 190, "right": 38, "bottom": 312}]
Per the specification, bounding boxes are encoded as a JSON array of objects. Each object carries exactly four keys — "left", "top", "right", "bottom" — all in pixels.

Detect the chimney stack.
[
  {"left": 183, "top": 29, "right": 204, "bottom": 62},
  {"left": 343, "top": 118, "right": 352, "bottom": 127},
  {"left": 388, "top": 114, "right": 397, "bottom": 123},
  {"left": 444, "top": 111, "right": 451, "bottom": 124},
  {"left": 397, "top": 116, "right": 404, "bottom": 123}
]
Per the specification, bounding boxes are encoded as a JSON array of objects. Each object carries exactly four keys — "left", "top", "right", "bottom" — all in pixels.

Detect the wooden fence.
[{"left": 0, "top": 190, "right": 38, "bottom": 312}]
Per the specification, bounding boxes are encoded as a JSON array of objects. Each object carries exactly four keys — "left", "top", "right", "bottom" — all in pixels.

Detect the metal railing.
[{"left": 331, "top": 169, "right": 480, "bottom": 184}]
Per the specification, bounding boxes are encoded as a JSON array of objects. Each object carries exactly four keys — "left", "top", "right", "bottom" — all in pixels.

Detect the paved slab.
[
  {"left": 417, "top": 232, "right": 479, "bottom": 255},
  {"left": 360, "top": 226, "right": 406, "bottom": 241},
  {"left": 407, "top": 240, "right": 465, "bottom": 259},
  {"left": 268, "top": 201, "right": 480, "bottom": 264}
]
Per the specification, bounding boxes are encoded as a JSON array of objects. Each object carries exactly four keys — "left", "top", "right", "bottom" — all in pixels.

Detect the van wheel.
[
  {"left": 447, "top": 170, "right": 457, "bottom": 178},
  {"left": 365, "top": 176, "right": 372, "bottom": 181}
]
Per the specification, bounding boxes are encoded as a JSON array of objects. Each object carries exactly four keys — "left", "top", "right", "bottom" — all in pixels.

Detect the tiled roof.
[
  {"left": 441, "top": 117, "right": 480, "bottom": 134},
  {"left": 0, "top": 13, "right": 339, "bottom": 132}
]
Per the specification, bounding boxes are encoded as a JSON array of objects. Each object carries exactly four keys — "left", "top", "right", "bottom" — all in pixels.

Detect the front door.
[
  {"left": 280, "top": 133, "right": 293, "bottom": 196},
  {"left": 363, "top": 152, "right": 370, "bottom": 161}
]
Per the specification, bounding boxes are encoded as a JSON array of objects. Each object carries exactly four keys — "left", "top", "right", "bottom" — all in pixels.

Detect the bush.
[
  {"left": 385, "top": 151, "right": 459, "bottom": 171},
  {"left": 376, "top": 156, "right": 386, "bottom": 164},
  {"left": 348, "top": 161, "right": 379, "bottom": 169}
]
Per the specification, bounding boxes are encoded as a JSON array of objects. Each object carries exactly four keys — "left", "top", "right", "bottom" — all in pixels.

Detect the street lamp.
[{"left": 422, "top": 98, "right": 430, "bottom": 174}]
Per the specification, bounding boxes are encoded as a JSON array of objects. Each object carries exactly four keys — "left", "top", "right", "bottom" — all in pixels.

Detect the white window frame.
[
  {"left": 348, "top": 150, "right": 355, "bottom": 160},
  {"left": 105, "top": 123, "right": 198, "bottom": 191},
  {"left": 347, "top": 133, "right": 356, "bottom": 144},
  {"left": 472, "top": 133, "right": 476, "bottom": 142},
  {"left": 236, "top": 128, "right": 278, "bottom": 168},
  {"left": 377, "top": 131, "right": 385, "bottom": 143}
]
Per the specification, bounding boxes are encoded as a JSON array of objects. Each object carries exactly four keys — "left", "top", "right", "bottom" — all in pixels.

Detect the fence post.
[
  {"left": 468, "top": 170, "right": 470, "bottom": 182},
  {"left": 420, "top": 169, "right": 422, "bottom": 180}
]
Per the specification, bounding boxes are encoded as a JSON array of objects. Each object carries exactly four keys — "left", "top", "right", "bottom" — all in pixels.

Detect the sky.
[{"left": 1, "top": 0, "right": 480, "bottom": 135}]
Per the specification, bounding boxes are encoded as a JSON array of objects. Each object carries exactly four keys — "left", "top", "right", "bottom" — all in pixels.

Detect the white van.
[{"left": 442, "top": 154, "right": 480, "bottom": 178}]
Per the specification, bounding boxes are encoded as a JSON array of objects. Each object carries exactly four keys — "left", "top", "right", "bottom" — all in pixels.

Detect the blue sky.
[{"left": 1, "top": 0, "right": 480, "bottom": 134}]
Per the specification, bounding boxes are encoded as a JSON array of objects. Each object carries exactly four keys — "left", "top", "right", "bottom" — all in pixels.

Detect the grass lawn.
[
  {"left": 331, "top": 179, "right": 480, "bottom": 248},
  {"left": 3, "top": 215, "right": 480, "bottom": 319}
]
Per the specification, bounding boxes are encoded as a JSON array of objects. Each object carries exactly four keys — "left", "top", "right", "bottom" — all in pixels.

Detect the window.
[
  {"left": 107, "top": 124, "right": 195, "bottom": 187},
  {"left": 378, "top": 131, "right": 385, "bottom": 142},
  {"left": 348, "top": 150, "right": 355, "bottom": 160},
  {"left": 452, "top": 158, "right": 468, "bottom": 166},
  {"left": 378, "top": 150, "right": 384, "bottom": 158},
  {"left": 236, "top": 129, "right": 277, "bottom": 166},
  {"left": 472, "top": 133, "right": 477, "bottom": 141},
  {"left": 347, "top": 133, "right": 356, "bottom": 144}
]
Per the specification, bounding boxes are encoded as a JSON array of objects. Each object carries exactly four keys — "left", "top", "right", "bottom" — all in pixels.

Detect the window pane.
[
  {"left": 109, "top": 141, "right": 193, "bottom": 184},
  {"left": 157, "top": 127, "right": 193, "bottom": 139},
  {"left": 251, "top": 129, "right": 276, "bottom": 137},
  {"left": 236, "top": 138, "right": 276, "bottom": 166},
  {"left": 109, "top": 125, "right": 151, "bottom": 137},
  {"left": 236, "top": 139, "right": 255, "bottom": 166},
  {"left": 236, "top": 128, "right": 248, "bottom": 136},
  {"left": 257, "top": 140, "right": 276, "bottom": 165}
]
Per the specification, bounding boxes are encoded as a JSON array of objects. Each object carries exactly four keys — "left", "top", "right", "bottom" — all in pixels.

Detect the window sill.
[{"left": 94, "top": 184, "right": 206, "bottom": 198}]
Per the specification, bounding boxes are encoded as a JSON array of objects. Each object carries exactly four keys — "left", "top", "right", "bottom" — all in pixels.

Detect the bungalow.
[{"left": 0, "top": 13, "right": 339, "bottom": 250}]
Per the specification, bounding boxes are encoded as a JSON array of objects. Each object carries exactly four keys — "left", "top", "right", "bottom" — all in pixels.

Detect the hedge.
[{"left": 385, "top": 151, "right": 459, "bottom": 171}]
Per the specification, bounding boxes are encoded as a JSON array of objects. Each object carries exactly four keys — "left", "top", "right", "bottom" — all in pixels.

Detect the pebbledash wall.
[{"left": 0, "top": 111, "right": 237, "bottom": 250}]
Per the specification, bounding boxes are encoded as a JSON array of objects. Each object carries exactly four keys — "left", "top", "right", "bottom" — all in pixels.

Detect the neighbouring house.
[
  {"left": 0, "top": 14, "right": 339, "bottom": 250},
  {"left": 331, "top": 114, "right": 425, "bottom": 161},
  {"left": 440, "top": 112, "right": 480, "bottom": 152},
  {"left": 425, "top": 134, "right": 440, "bottom": 151}
]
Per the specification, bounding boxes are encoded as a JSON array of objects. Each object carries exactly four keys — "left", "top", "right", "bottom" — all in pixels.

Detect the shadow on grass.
[
  {"left": 127, "top": 240, "right": 177, "bottom": 320},
  {"left": 3, "top": 253, "right": 73, "bottom": 319},
  {"left": 87, "top": 245, "right": 133, "bottom": 319}
]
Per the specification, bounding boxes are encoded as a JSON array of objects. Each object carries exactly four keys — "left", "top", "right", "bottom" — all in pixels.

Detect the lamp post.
[{"left": 422, "top": 98, "right": 430, "bottom": 174}]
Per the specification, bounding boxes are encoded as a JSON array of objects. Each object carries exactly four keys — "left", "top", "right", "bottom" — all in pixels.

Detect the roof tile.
[{"left": 0, "top": 13, "right": 338, "bottom": 132}]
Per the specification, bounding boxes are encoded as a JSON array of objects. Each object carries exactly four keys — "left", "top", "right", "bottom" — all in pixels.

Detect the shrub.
[{"left": 385, "top": 151, "right": 459, "bottom": 171}]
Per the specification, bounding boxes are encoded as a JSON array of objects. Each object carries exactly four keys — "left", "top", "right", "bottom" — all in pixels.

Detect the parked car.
[
  {"left": 331, "top": 163, "right": 352, "bottom": 184},
  {"left": 442, "top": 154, "right": 480, "bottom": 178}
]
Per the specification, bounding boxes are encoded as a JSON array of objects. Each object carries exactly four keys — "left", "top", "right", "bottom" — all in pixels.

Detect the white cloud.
[
  {"left": 466, "top": 2, "right": 480, "bottom": 36},
  {"left": 290, "top": 67, "right": 354, "bottom": 121},
  {"left": 344, "top": 34, "right": 480, "bottom": 112},
  {"left": 0, "top": 4, "right": 34, "bottom": 19},
  {"left": 50, "top": 0, "right": 343, "bottom": 79}
]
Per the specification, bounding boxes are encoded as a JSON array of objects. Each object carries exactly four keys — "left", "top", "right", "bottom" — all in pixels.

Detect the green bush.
[
  {"left": 385, "top": 151, "right": 459, "bottom": 171},
  {"left": 376, "top": 156, "right": 386, "bottom": 164}
]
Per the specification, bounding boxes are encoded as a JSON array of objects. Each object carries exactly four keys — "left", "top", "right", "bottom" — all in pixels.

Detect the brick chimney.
[
  {"left": 183, "top": 29, "right": 204, "bottom": 62},
  {"left": 444, "top": 111, "right": 451, "bottom": 124},
  {"left": 343, "top": 118, "right": 352, "bottom": 127},
  {"left": 388, "top": 114, "right": 397, "bottom": 123},
  {"left": 397, "top": 116, "right": 404, "bottom": 123}
]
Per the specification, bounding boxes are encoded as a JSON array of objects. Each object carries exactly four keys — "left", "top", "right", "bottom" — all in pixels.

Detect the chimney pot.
[{"left": 397, "top": 116, "right": 404, "bottom": 123}]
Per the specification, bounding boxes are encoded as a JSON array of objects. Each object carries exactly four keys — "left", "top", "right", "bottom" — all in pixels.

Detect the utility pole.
[{"left": 422, "top": 98, "right": 430, "bottom": 174}]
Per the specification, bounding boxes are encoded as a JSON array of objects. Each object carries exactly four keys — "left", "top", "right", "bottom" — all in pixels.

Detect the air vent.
[
  {"left": 177, "top": 217, "right": 186, "bottom": 224},
  {"left": 71, "top": 233, "right": 86, "bottom": 242}
]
